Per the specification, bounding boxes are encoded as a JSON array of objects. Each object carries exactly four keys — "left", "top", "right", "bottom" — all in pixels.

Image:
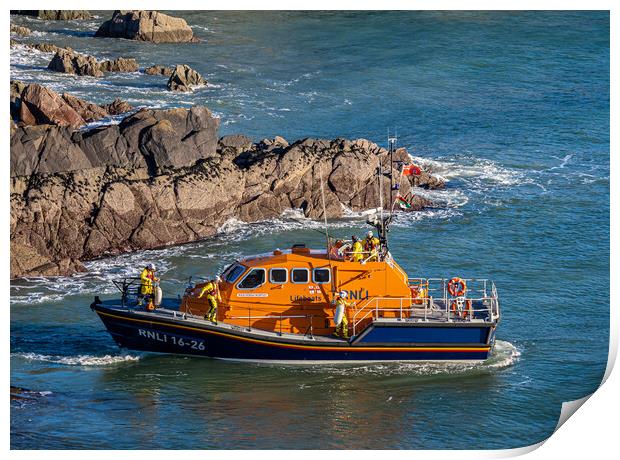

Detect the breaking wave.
[
  {"left": 410, "top": 154, "right": 527, "bottom": 188},
  {"left": 12, "top": 352, "right": 141, "bottom": 366}
]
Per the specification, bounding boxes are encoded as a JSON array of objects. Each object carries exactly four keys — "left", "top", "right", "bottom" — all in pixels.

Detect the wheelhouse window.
[
  {"left": 237, "top": 268, "right": 266, "bottom": 289},
  {"left": 291, "top": 268, "right": 309, "bottom": 284},
  {"left": 224, "top": 264, "right": 246, "bottom": 284},
  {"left": 313, "top": 268, "right": 331, "bottom": 284},
  {"left": 270, "top": 268, "right": 287, "bottom": 284}
]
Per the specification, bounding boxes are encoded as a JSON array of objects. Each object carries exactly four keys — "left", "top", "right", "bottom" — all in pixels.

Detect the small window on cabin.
[
  {"left": 270, "top": 268, "right": 287, "bottom": 284},
  {"left": 237, "top": 268, "right": 266, "bottom": 289},
  {"left": 291, "top": 268, "right": 309, "bottom": 284},
  {"left": 313, "top": 268, "right": 331, "bottom": 284},
  {"left": 226, "top": 264, "right": 246, "bottom": 283}
]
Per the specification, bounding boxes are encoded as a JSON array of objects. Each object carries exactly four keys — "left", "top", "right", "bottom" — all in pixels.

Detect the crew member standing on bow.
[
  {"left": 333, "top": 291, "right": 352, "bottom": 339},
  {"left": 140, "top": 263, "right": 158, "bottom": 308},
  {"left": 363, "top": 230, "right": 381, "bottom": 261},
  {"left": 198, "top": 276, "right": 222, "bottom": 324}
]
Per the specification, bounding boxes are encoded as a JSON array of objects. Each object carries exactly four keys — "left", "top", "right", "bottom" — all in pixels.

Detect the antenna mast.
[
  {"left": 388, "top": 129, "right": 397, "bottom": 223},
  {"left": 319, "top": 168, "right": 337, "bottom": 295}
]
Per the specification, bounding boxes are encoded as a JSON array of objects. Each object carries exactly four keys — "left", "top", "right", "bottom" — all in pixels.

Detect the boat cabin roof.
[{"left": 238, "top": 247, "right": 331, "bottom": 268}]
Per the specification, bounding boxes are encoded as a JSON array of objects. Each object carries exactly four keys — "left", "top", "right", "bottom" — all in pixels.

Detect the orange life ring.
[
  {"left": 447, "top": 277, "right": 467, "bottom": 297},
  {"left": 451, "top": 299, "right": 472, "bottom": 319}
]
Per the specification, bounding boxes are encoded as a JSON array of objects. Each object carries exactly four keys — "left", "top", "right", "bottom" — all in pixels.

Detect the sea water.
[{"left": 10, "top": 11, "right": 609, "bottom": 449}]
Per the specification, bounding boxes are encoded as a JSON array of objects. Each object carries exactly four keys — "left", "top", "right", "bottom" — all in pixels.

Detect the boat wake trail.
[
  {"left": 288, "top": 340, "right": 520, "bottom": 377},
  {"left": 12, "top": 352, "right": 141, "bottom": 367}
]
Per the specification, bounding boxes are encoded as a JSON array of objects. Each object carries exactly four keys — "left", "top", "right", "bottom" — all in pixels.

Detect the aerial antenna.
[
  {"left": 387, "top": 128, "right": 398, "bottom": 224},
  {"left": 319, "top": 167, "right": 337, "bottom": 296}
]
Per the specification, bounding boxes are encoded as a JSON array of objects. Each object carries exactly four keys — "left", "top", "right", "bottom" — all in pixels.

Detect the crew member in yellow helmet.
[
  {"left": 140, "top": 263, "right": 158, "bottom": 309},
  {"left": 199, "top": 276, "right": 222, "bottom": 324}
]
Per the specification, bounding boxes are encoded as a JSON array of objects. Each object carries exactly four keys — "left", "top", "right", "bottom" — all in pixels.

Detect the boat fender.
[
  {"left": 334, "top": 304, "right": 345, "bottom": 326},
  {"left": 447, "top": 277, "right": 467, "bottom": 297},
  {"left": 154, "top": 286, "right": 163, "bottom": 306}
]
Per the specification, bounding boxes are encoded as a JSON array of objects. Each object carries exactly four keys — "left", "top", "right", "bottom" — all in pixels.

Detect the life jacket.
[
  {"left": 351, "top": 241, "right": 363, "bottom": 261},
  {"left": 364, "top": 237, "right": 379, "bottom": 252},
  {"left": 200, "top": 282, "right": 218, "bottom": 298},
  {"left": 141, "top": 268, "right": 154, "bottom": 286}
]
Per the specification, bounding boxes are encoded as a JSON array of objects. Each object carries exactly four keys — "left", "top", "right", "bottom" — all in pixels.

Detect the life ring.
[
  {"left": 451, "top": 299, "right": 472, "bottom": 319},
  {"left": 447, "top": 277, "right": 467, "bottom": 297}
]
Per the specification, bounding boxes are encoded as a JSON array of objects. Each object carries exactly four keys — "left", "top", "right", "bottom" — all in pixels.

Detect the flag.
[
  {"left": 395, "top": 194, "right": 411, "bottom": 209},
  {"left": 402, "top": 164, "right": 422, "bottom": 176}
]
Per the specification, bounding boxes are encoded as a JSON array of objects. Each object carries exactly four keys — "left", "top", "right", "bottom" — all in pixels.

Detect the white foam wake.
[
  {"left": 284, "top": 340, "right": 520, "bottom": 376},
  {"left": 13, "top": 352, "right": 141, "bottom": 366}
]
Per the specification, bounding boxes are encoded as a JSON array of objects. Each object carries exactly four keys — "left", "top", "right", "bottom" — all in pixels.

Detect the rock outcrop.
[
  {"left": 48, "top": 49, "right": 103, "bottom": 77},
  {"left": 10, "top": 24, "right": 31, "bottom": 36},
  {"left": 61, "top": 93, "right": 110, "bottom": 122},
  {"left": 10, "top": 40, "right": 72, "bottom": 54},
  {"left": 11, "top": 81, "right": 133, "bottom": 127},
  {"left": 11, "top": 107, "right": 443, "bottom": 278},
  {"left": 18, "top": 84, "right": 86, "bottom": 128},
  {"left": 99, "top": 57, "right": 139, "bottom": 73},
  {"left": 95, "top": 10, "right": 197, "bottom": 43},
  {"left": 11, "top": 106, "right": 220, "bottom": 177},
  {"left": 167, "top": 64, "right": 206, "bottom": 92},
  {"left": 47, "top": 50, "right": 139, "bottom": 77},
  {"left": 103, "top": 98, "right": 134, "bottom": 115},
  {"left": 145, "top": 65, "right": 174, "bottom": 77},
  {"left": 12, "top": 10, "right": 92, "bottom": 20}
]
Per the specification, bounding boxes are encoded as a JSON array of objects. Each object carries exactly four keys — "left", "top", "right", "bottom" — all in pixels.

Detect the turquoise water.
[{"left": 10, "top": 11, "right": 609, "bottom": 449}]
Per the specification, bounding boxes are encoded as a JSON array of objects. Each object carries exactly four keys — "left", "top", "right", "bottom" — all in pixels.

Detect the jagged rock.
[
  {"left": 10, "top": 24, "right": 31, "bottom": 36},
  {"left": 103, "top": 98, "right": 133, "bottom": 115},
  {"left": 99, "top": 57, "right": 139, "bottom": 73},
  {"left": 48, "top": 49, "right": 103, "bottom": 77},
  {"left": 95, "top": 10, "right": 197, "bottom": 43},
  {"left": 61, "top": 93, "right": 109, "bottom": 122},
  {"left": 167, "top": 64, "right": 206, "bottom": 92},
  {"left": 145, "top": 65, "right": 174, "bottom": 76},
  {"left": 11, "top": 82, "right": 133, "bottom": 126},
  {"left": 19, "top": 84, "right": 85, "bottom": 128},
  {"left": 11, "top": 120, "right": 443, "bottom": 278},
  {"left": 12, "top": 10, "right": 92, "bottom": 20},
  {"left": 30, "top": 42, "right": 70, "bottom": 53},
  {"left": 48, "top": 50, "right": 139, "bottom": 76},
  {"left": 218, "top": 134, "right": 253, "bottom": 155},
  {"left": 9, "top": 40, "right": 72, "bottom": 54},
  {"left": 10, "top": 106, "right": 220, "bottom": 176}
]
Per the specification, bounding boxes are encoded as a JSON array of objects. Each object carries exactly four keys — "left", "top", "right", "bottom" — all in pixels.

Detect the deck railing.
[{"left": 351, "top": 278, "right": 500, "bottom": 336}]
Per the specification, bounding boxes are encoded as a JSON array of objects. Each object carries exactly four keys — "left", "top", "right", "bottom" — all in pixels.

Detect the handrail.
[{"left": 351, "top": 277, "right": 500, "bottom": 336}]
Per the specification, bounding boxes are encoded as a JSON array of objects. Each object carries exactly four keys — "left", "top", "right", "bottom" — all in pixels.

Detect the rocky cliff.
[{"left": 10, "top": 106, "right": 443, "bottom": 279}]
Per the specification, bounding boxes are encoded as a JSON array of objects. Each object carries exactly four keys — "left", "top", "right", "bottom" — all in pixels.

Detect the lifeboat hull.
[{"left": 93, "top": 303, "right": 495, "bottom": 362}]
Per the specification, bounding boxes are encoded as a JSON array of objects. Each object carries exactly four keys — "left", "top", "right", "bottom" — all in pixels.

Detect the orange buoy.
[{"left": 447, "top": 277, "right": 467, "bottom": 297}]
